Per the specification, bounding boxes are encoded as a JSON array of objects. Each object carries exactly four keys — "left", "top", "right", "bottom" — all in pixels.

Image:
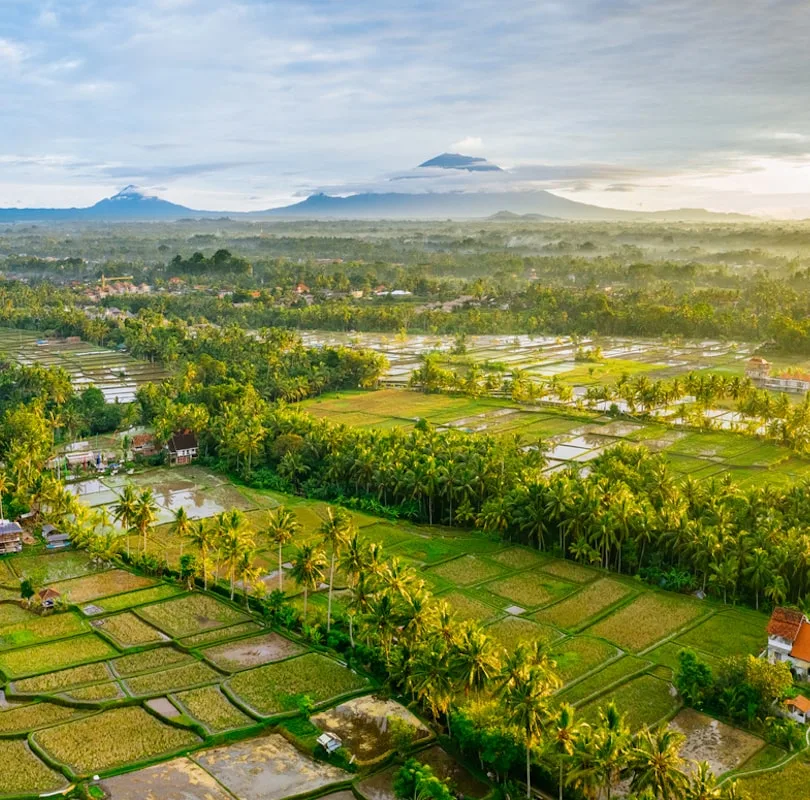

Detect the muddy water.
[
  {"left": 668, "top": 708, "right": 764, "bottom": 776},
  {"left": 101, "top": 756, "right": 235, "bottom": 799},
  {"left": 311, "top": 696, "right": 431, "bottom": 762},
  {"left": 193, "top": 734, "right": 350, "bottom": 800},
  {"left": 204, "top": 633, "right": 303, "bottom": 671}
]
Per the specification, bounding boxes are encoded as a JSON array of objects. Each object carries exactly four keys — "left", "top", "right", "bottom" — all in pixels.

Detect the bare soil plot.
[
  {"left": 585, "top": 593, "right": 707, "bottom": 652},
  {"left": 669, "top": 709, "right": 764, "bottom": 776},
  {"left": 100, "top": 756, "right": 236, "bottom": 800},
  {"left": 202, "top": 632, "right": 303, "bottom": 672},
  {"left": 192, "top": 733, "right": 351, "bottom": 800},
  {"left": 311, "top": 696, "right": 431, "bottom": 763}
]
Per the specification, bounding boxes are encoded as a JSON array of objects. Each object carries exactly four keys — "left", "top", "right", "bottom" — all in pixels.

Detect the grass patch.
[
  {"left": 14, "top": 662, "right": 112, "bottom": 694},
  {"left": 676, "top": 611, "right": 766, "bottom": 658},
  {"left": 135, "top": 594, "right": 249, "bottom": 638},
  {"left": 0, "top": 739, "right": 67, "bottom": 796},
  {"left": 557, "top": 656, "right": 650, "bottom": 705},
  {"left": 437, "top": 591, "right": 499, "bottom": 624},
  {"left": 0, "top": 611, "right": 87, "bottom": 649},
  {"left": 123, "top": 662, "right": 220, "bottom": 696},
  {"left": 0, "top": 701, "right": 84, "bottom": 733},
  {"left": 485, "top": 616, "right": 563, "bottom": 651},
  {"left": 34, "top": 706, "right": 201, "bottom": 776},
  {"left": 175, "top": 686, "right": 254, "bottom": 733},
  {"left": 179, "top": 621, "right": 263, "bottom": 648},
  {"left": 360, "top": 523, "right": 414, "bottom": 548},
  {"left": 738, "top": 755, "right": 810, "bottom": 799},
  {"left": 736, "top": 744, "right": 788, "bottom": 773},
  {"left": 579, "top": 674, "right": 679, "bottom": 731},
  {"left": 94, "top": 612, "right": 165, "bottom": 648},
  {"left": 111, "top": 647, "right": 194, "bottom": 678},
  {"left": 585, "top": 593, "right": 706, "bottom": 652},
  {"left": 551, "top": 636, "right": 618, "bottom": 684},
  {"left": 93, "top": 584, "right": 182, "bottom": 613},
  {"left": 391, "top": 537, "right": 466, "bottom": 565},
  {"left": 8, "top": 551, "right": 94, "bottom": 584},
  {"left": 0, "top": 604, "right": 37, "bottom": 627},
  {"left": 51, "top": 570, "right": 156, "bottom": 603},
  {"left": 533, "top": 579, "right": 635, "bottom": 631},
  {"left": 226, "top": 653, "right": 369, "bottom": 716},
  {"left": 482, "top": 572, "right": 576, "bottom": 609},
  {"left": 646, "top": 642, "right": 721, "bottom": 673},
  {"left": 427, "top": 555, "right": 508, "bottom": 587},
  {"left": 0, "top": 633, "right": 116, "bottom": 678}
]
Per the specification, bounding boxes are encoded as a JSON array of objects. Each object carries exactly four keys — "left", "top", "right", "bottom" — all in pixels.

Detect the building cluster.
[{"left": 745, "top": 357, "right": 810, "bottom": 393}]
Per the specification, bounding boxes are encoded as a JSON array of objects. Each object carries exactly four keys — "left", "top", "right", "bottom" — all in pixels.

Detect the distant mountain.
[
  {"left": 418, "top": 153, "right": 503, "bottom": 172},
  {"left": 0, "top": 186, "right": 205, "bottom": 222},
  {"left": 488, "top": 210, "right": 558, "bottom": 221},
  {"left": 0, "top": 159, "right": 755, "bottom": 223},
  {"left": 261, "top": 189, "right": 750, "bottom": 221}
]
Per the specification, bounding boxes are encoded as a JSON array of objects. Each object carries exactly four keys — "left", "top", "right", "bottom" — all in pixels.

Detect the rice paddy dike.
[{"left": 0, "top": 464, "right": 790, "bottom": 797}]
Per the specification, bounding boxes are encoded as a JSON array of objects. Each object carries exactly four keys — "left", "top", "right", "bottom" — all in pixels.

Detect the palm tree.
[
  {"left": 567, "top": 722, "right": 601, "bottom": 800},
  {"left": 451, "top": 623, "right": 501, "bottom": 696},
  {"left": 594, "top": 702, "right": 631, "bottom": 800},
  {"left": 319, "top": 506, "right": 354, "bottom": 632},
  {"left": 290, "top": 543, "right": 326, "bottom": 624},
  {"left": 112, "top": 483, "right": 138, "bottom": 557},
  {"left": 186, "top": 520, "right": 216, "bottom": 590},
  {"left": 407, "top": 642, "right": 455, "bottom": 733},
  {"left": 629, "top": 726, "right": 689, "bottom": 800},
  {"left": 0, "top": 470, "right": 10, "bottom": 521},
  {"left": 219, "top": 510, "right": 251, "bottom": 601},
  {"left": 502, "top": 667, "right": 552, "bottom": 799},
  {"left": 550, "top": 704, "right": 576, "bottom": 800},
  {"left": 266, "top": 507, "right": 301, "bottom": 592},
  {"left": 133, "top": 489, "right": 158, "bottom": 555},
  {"left": 171, "top": 506, "right": 191, "bottom": 560}
]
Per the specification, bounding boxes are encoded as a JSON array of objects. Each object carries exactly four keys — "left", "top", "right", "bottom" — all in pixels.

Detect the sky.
[{"left": 3, "top": 0, "right": 810, "bottom": 216}]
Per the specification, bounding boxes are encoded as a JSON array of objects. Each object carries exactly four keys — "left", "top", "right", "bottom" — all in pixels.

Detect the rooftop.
[{"left": 768, "top": 607, "right": 805, "bottom": 642}]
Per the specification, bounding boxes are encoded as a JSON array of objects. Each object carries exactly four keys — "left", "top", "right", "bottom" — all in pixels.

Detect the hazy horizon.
[{"left": 4, "top": 1, "right": 810, "bottom": 217}]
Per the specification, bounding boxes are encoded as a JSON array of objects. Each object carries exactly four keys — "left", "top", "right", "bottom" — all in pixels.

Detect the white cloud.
[
  {"left": 451, "top": 136, "right": 484, "bottom": 152},
  {"left": 0, "top": 38, "right": 26, "bottom": 66}
]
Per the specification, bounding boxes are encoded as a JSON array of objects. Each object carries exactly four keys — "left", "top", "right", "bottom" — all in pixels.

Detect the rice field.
[
  {"left": 174, "top": 685, "right": 254, "bottom": 733},
  {"left": 93, "top": 612, "right": 166, "bottom": 648},
  {"left": 34, "top": 706, "right": 201, "bottom": 776},
  {"left": 0, "top": 632, "right": 117, "bottom": 678},
  {"left": 135, "top": 593, "right": 250, "bottom": 637},
  {"left": 226, "top": 653, "right": 370, "bottom": 716},
  {"left": 0, "top": 739, "right": 68, "bottom": 796}
]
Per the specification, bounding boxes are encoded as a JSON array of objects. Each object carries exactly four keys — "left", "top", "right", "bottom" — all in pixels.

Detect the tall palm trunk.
[
  {"left": 303, "top": 587, "right": 308, "bottom": 624},
  {"left": 327, "top": 553, "right": 336, "bottom": 632},
  {"left": 526, "top": 746, "right": 532, "bottom": 799},
  {"left": 278, "top": 544, "right": 284, "bottom": 592}
]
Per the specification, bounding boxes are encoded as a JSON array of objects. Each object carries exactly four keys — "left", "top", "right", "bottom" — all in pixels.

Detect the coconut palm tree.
[
  {"left": 629, "top": 726, "right": 689, "bottom": 800},
  {"left": 112, "top": 483, "right": 138, "bottom": 557},
  {"left": 290, "top": 543, "right": 326, "bottom": 625},
  {"left": 133, "top": 489, "right": 158, "bottom": 555},
  {"left": 593, "top": 702, "right": 631, "bottom": 800},
  {"left": 550, "top": 704, "right": 576, "bottom": 800},
  {"left": 502, "top": 666, "right": 552, "bottom": 799},
  {"left": 451, "top": 623, "right": 501, "bottom": 696},
  {"left": 407, "top": 641, "right": 455, "bottom": 733},
  {"left": 319, "top": 506, "right": 354, "bottom": 632},
  {"left": 266, "top": 507, "right": 301, "bottom": 592},
  {"left": 186, "top": 520, "right": 216, "bottom": 590},
  {"left": 171, "top": 506, "right": 191, "bottom": 560}
]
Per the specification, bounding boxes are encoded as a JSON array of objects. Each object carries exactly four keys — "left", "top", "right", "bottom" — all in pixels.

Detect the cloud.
[
  {"left": 3, "top": 0, "right": 810, "bottom": 213},
  {"left": 451, "top": 136, "right": 484, "bottom": 152}
]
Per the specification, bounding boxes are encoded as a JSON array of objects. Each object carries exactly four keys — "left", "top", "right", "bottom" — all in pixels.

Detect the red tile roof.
[
  {"left": 791, "top": 621, "right": 810, "bottom": 662},
  {"left": 786, "top": 695, "right": 810, "bottom": 714},
  {"left": 767, "top": 607, "right": 805, "bottom": 641}
]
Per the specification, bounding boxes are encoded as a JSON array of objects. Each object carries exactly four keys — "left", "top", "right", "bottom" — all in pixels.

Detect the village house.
[
  {"left": 745, "top": 357, "right": 771, "bottom": 382},
  {"left": 746, "top": 357, "right": 810, "bottom": 393},
  {"left": 766, "top": 607, "right": 810, "bottom": 680},
  {"left": 0, "top": 521, "right": 23, "bottom": 555},
  {"left": 42, "top": 524, "right": 71, "bottom": 550},
  {"left": 167, "top": 432, "right": 199, "bottom": 466},
  {"left": 131, "top": 432, "right": 158, "bottom": 458},
  {"left": 36, "top": 587, "right": 61, "bottom": 610},
  {"left": 783, "top": 695, "right": 810, "bottom": 725}
]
